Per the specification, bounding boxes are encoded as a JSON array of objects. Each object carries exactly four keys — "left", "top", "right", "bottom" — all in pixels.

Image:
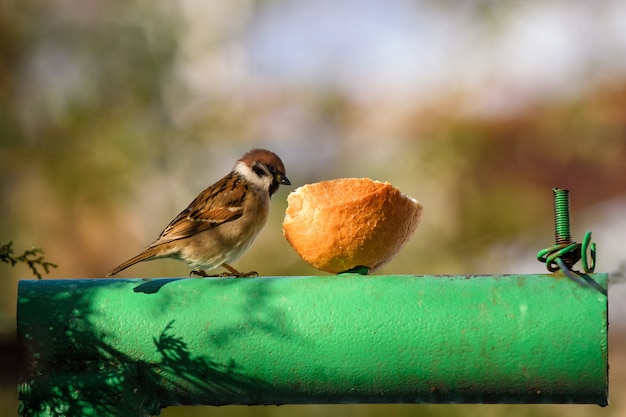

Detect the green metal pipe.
[{"left": 17, "top": 274, "right": 608, "bottom": 416}]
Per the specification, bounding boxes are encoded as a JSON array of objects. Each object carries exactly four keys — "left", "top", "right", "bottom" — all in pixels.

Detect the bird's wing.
[{"left": 150, "top": 173, "right": 247, "bottom": 245}]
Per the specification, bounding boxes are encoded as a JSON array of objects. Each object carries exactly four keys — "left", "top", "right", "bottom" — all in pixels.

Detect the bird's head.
[{"left": 236, "top": 149, "right": 291, "bottom": 197}]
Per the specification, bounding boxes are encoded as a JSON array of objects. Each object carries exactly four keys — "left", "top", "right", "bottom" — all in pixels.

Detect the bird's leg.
[
  {"left": 190, "top": 269, "right": 219, "bottom": 277},
  {"left": 221, "top": 263, "right": 258, "bottom": 278}
]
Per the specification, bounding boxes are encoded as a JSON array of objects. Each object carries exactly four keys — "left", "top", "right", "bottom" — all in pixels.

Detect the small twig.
[{"left": 0, "top": 241, "right": 57, "bottom": 279}]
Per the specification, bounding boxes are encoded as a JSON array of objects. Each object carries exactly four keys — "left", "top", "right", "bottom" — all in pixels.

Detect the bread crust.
[{"left": 283, "top": 178, "right": 423, "bottom": 273}]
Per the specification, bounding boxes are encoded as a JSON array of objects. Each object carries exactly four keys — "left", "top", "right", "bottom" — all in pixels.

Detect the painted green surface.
[{"left": 17, "top": 274, "right": 608, "bottom": 416}]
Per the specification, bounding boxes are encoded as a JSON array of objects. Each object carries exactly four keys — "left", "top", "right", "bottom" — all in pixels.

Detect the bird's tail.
[{"left": 106, "top": 247, "right": 160, "bottom": 277}]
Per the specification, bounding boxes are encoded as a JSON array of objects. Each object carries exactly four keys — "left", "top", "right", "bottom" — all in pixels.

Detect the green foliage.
[{"left": 0, "top": 241, "right": 57, "bottom": 279}]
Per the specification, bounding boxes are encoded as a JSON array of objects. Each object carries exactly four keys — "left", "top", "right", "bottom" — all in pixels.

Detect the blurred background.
[{"left": 2, "top": 0, "right": 626, "bottom": 415}]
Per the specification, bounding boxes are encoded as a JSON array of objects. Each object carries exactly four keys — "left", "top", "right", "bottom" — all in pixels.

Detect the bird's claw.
[
  {"left": 190, "top": 269, "right": 211, "bottom": 277},
  {"left": 190, "top": 269, "right": 258, "bottom": 278},
  {"left": 219, "top": 270, "right": 258, "bottom": 278}
]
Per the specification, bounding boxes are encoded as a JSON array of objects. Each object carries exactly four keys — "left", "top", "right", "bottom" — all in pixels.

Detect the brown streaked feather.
[
  {"left": 150, "top": 171, "right": 247, "bottom": 246},
  {"left": 106, "top": 171, "right": 249, "bottom": 277},
  {"left": 107, "top": 148, "right": 289, "bottom": 277},
  {"left": 106, "top": 172, "right": 248, "bottom": 277}
]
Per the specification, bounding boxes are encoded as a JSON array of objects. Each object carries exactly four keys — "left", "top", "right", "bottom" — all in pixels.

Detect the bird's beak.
[{"left": 276, "top": 175, "right": 291, "bottom": 186}]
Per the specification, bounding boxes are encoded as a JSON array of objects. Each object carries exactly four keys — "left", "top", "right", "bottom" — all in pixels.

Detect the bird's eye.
[{"left": 268, "top": 164, "right": 276, "bottom": 173}]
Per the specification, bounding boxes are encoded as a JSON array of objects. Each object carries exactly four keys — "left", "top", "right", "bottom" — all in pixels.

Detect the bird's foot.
[
  {"left": 221, "top": 263, "right": 259, "bottom": 278},
  {"left": 232, "top": 270, "right": 258, "bottom": 278},
  {"left": 190, "top": 269, "right": 215, "bottom": 277},
  {"left": 190, "top": 266, "right": 258, "bottom": 278}
]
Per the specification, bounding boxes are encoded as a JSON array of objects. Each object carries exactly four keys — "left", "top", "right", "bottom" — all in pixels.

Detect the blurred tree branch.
[{"left": 0, "top": 241, "right": 56, "bottom": 279}]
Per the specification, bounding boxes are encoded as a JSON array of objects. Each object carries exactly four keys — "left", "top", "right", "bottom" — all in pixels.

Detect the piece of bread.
[{"left": 282, "top": 178, "right": 423, "bottom": 273}]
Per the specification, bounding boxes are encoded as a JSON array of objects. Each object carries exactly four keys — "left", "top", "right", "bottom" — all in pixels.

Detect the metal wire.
[
  {"left": 537, "top": 188, "right": 598, "bottom": 289},
  {"left": 553, "top": 188, "right": 572, "bottom": 245}
]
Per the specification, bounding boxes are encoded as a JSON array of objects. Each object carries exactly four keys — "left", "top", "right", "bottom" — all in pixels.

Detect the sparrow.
[{"left": 106, "top": 148, "right": 290, "bottom": 277}]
